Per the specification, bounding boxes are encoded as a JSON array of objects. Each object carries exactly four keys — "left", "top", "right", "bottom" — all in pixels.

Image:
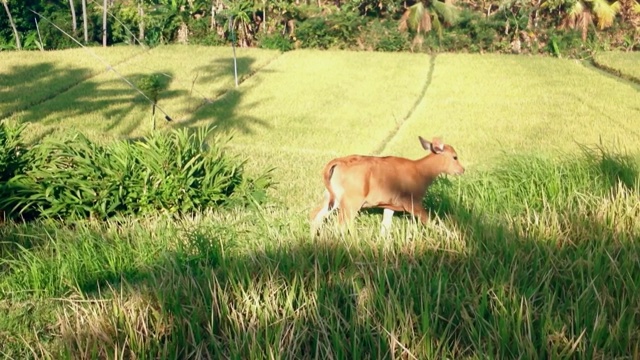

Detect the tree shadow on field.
[
  {"left": 17, "top": 70, "right": 189, "bottom": 141},
  {"left": 2, "top": 55, "right": 273, "bottom": 145},
  {"left": 32, "top": 152, "right": 640, "bottom": 358},
  {"left": 0, "top": 62, "right": 92, "bottom": 119},
  {"left": 176, "top": 56, "right": 272, "bottom": 136}
]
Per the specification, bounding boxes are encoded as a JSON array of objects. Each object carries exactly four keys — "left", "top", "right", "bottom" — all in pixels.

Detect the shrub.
[
  {"left": 189, "top": 19, "right": 227, "bottom": 46},
  {"left": 295, "top": 17, "right": 334, "bottom": 49},
  {"left": 0, "top": 126, "right": 273, "bottom": 221},
  {"left": 358, "top": 19, "right": 409, "bottom": 52},
  {"left": 546, "top": 29, "right": 586, "bottom": 57},
  {"left": 258, "top": 32, "right": 293, "bottom": 52},
  {"left": 0, "top": 122, "right": 27, "bottom": 183}
]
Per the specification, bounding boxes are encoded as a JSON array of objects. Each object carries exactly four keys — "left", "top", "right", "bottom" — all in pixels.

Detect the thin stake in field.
[{"left": 230, "top": 15, "right": 239, "bottom": 88}]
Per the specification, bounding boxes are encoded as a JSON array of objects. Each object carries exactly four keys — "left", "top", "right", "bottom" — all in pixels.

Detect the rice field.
[{"left": 1, "top": 46, "right": 639, "bottom": 359}]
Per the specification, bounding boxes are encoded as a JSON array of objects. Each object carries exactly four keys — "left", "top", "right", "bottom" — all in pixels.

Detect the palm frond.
[
  {"left": 409, "top": 2, "right": 427, "bottom": 32},
  {"left": 431, "top": 0, "right": 460, "bottom": 25},
  {"left": 569, "top": 0, "right": 586, "bottom": 20},
  {"left": 398, "top": 10, "right": 410, "bottom": 32},
  {"left": 431, "top": 10, "right": 443, "bottom": 38},
  {"left": 565, "top": 1, "right": 592, "bottom": 40},
  {"left": 420, "top": 8, "right": 433, "bottom": 32},
  {"left": 591, "top": 0, "right": 619, "bottom": 29}
]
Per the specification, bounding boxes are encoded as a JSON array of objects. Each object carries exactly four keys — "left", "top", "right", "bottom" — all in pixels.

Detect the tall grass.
[
  {"left": 2, "top": 147, "right": 639, "bottom": 359},
  {"left": 3, "top": 48, "right": 640, "bottom": 359}
]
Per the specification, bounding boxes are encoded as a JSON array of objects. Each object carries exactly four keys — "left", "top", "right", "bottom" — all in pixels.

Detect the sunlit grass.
[
  {"left": 593, "top": 50, "right": 640, "bottom": 83},
  {"left": 0, "top": 47, "right": 143, "bottom": 119},
  {"left": 184, "top": 49, "right": 433, "bottom": 155},
  {"left": 1, "top": 149, "right": 639, "bottom": 358},
  {"left": 384, "top": 53, "right": 640, "bottom": 170},
  {"left": 2, "top": 48, "right": 640, "bottom": 358}
]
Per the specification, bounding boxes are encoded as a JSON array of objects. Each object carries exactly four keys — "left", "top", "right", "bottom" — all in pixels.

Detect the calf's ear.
[
  {"left": 420, "top": 136, "right": 444, "bottom": 154},
  {"left": 431, "top": 137, "right": 445, "bottom": 153},
  {"left": 419, "top": 136, "right": 431, "bottom": 151}
]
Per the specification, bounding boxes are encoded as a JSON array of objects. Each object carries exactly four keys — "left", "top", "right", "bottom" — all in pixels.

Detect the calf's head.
[{"left": 419, "top": 136, "right": 465, "bottom": 175}]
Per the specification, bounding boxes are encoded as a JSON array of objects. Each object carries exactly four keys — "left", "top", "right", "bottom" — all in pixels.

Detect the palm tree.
[
  {"left": 103, "top": 0, "right": 108, "bottom": 46},
  {"left": 69, "top": 0, "right": 78, "bottom": 35},
  {"left": 398, "top": 0, "right": 459, "bottom": 51},
  {"left": 222, "top": 0, "right": 256, "bottom": 47},
  {"left": 2, "top": 0, "right": 21, "bottom": 50},
  {"left": 561, "top": 0, "right": 621, "bottom": 41},
  {"left": 82, "top": 0, "right": 89, "bottom": 43},
  {"left": 138, "top": 0, "right": 145, "bottom": 41}
]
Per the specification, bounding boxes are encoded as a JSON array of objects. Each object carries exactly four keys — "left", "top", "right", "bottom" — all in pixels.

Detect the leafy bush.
[
  {"left": 0, "top": 126, "right": 273, "bottom": 221},
  {"left": 189, "top": 19, "right": 227, "bottom": 46},
  {"left": 0, "top": 122, "right": 27, "bottom": 183},
  {"left": 295, "top": 9, "right": 366, "bottom": 50},
  {"left": 295, "top": 17, "right": 334, "bottom": 49},
  {"left": 547, "top": 29, "right": 586, "bottom": 57},
  {"left": 258, "top": 32, "right": 293, "bottom": 52},
  {"left": 358, "top": 19, "right": 409, "bottom": 52}
]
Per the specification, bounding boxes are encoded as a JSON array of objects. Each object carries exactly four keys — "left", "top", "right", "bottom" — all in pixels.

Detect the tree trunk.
[
  {"left": 214, "top": 0, "right": 216, "bottom": 31},
  {"left": 2, "top": 0, "right": 21, "bottom": 50},
  {"left": 102, "top": 0, "right": 107, "bottom": 46},
  {"left": 69, "top": 0, "right": 77, "bottom": 35},
  {"left": 82, "top": 0, "right": 88, "bottom": 43},
  {"left": 138, "top": 0, "right": 145, "bottom": 41}
]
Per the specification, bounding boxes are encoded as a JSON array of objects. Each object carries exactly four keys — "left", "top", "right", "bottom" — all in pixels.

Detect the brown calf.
[{"left": 310, "top": 136, "right": 465, "bottom": 235}]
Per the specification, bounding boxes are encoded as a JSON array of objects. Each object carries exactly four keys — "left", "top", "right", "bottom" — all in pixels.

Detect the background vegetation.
[
  {"left": 0, "top": 0, "right": 639, "bottom": 57},
  {"left": 0, "top": 46, "right": 639, "bottom": 358}
]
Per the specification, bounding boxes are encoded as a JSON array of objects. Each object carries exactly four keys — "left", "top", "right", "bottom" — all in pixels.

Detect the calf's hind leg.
[
  {"left": 336, "top": 196, "right": 364, "bottom": 232},
  {"left": 310, "top": 191, "right": 335, "bottom": 235}
]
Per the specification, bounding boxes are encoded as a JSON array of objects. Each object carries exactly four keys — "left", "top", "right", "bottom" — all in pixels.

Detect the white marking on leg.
[
  {"left": 311, "top": 192, "right": 330, "bottom": 233},
  {"left": 380, "top": 208, "right": 394, "bottom": 237}
]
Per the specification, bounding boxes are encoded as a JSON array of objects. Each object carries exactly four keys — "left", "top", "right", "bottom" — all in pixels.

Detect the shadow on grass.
[
  {"left": 3, "top": 56, "right": 272, "bottom": 143},
  {"left": 0, "top": 62, "right": 92, "bottom": 119},
  {"left": 176, "top": 56, "right": 272, "bottom": 135},
  {"left": 16, "top": 70, "right": 187, "bottom": 140},
  {"left": 5, "top": 150, "right": 640, "bottom": 358}
]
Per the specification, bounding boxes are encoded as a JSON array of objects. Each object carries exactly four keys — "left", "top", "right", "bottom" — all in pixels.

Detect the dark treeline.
[{"left": 0, "top": 0, "right": 639, "bottom": 57}]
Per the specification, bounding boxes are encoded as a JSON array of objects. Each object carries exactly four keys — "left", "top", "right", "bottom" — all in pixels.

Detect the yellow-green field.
[
  {"left": 1, "top": 46, "right": 640, "bottom": 359},
  {"left": 4, "top": 46, "right": 638, "bottom": 207},
  {"left": 593, "top": 50, "right": 640, "bottom": 83}
]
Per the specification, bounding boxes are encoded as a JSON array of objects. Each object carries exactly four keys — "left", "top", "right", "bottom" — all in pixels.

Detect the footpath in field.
[{"left": 179, "top": 50, "right": 434, "bottom": 208}]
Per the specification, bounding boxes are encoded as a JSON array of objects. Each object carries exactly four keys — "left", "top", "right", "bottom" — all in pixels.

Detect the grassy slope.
[
  {"left": 0, "top": 47, "right": 142, "bottom": 119},
  {"left": 174, "top": 49, "right": 433, "bottom": 209},
  {"left": 385, "top": 53, "right": 640, "bottom": 170},
  {"left": 2, "top": 48, "right": 640, "bottom": 359},
  {"left": 593, "top": 51, "right": 640, "bottom": 83}
]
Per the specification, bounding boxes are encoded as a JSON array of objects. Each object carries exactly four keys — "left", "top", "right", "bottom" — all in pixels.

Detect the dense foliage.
[
  {"left": 0, "top": 0, "right": 638, "bottom": 56},
  {"left": 0, "top": 122, "right": 273, "bottom": 221}
]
